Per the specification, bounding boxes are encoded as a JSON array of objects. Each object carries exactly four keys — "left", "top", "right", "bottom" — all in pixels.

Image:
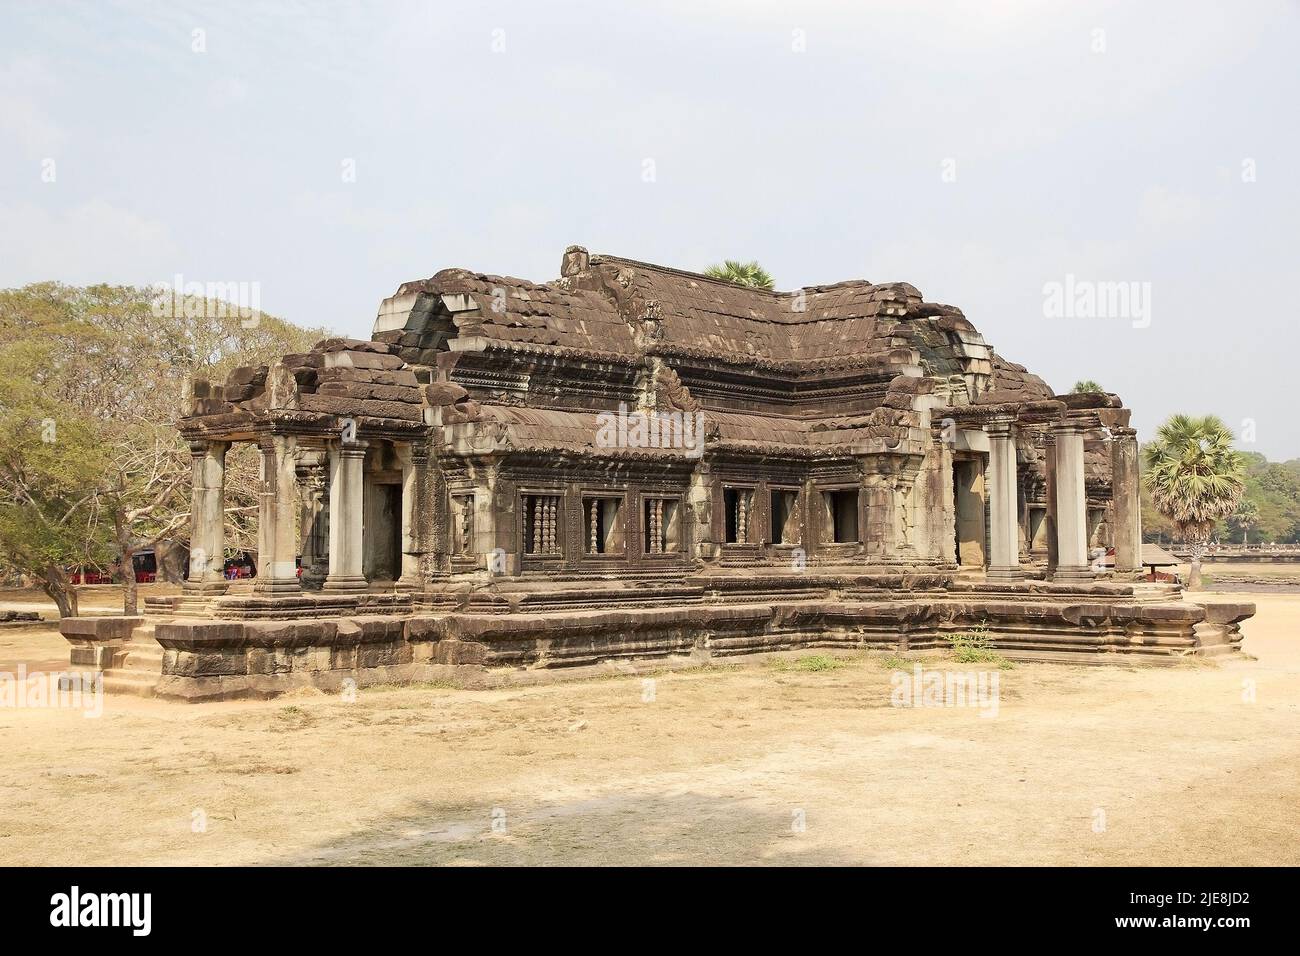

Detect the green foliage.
[
  {"left": 768, "top": 654, "right": 846, "bottom": 672},
  {"left": 1227, "top": 498, "right": 1260, "bottom": 543},
  {"left": 1142, "top": 415, "right": 1245, "bottom": 547},
  {"left": 0, "top": 282, "right": 331, "bottom": 613},
  {"left": 1070, "top": 379, "right": 1105, "bottom": 394},
  {"left": 795, "top": 654, "right": 845, "bottom": 672},
  {"left": 945, "top": 623, "right": 1014, "bottom": 668},
  {"left": 703, "top": 260, "right": 775, "bottom": 290}
]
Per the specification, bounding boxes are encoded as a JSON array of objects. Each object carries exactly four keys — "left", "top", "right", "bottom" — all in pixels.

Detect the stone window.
[
  {"left": 452, "top": 495, "right": 475, "bottom": 553},
  {"left": 770, "top": 489, "right": 798, "bottom": 545},
  {"left": 583, "top": 496, "right": 625, "bottom": 554},
  {"left": 823, "top": 489, "right": 859, "bottom": 544},
  {"left": 723, "top": 487, "right": 754, "bottom": 544},
  {"left": 523, "top": 494, "right": 562, "bottom": 556},
  {"left": 643, "top": 497, "right": 681, "bottom": 554}
]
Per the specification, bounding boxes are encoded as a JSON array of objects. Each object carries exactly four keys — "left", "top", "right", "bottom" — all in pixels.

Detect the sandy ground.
[{"left": 0, "top": 585, "right": 1296, "bottom": 866}]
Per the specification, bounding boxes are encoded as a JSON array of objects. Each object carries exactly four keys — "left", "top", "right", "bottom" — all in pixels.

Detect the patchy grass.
[
  {"left": 878, "top": 654, "right": 914, "bottom": 670},
  {"left": 361, "top": 680, "right": 460, "bottom": 694},
  {"left": 945, "top": 623, "right": 1016, "bottom": 670},
  {"left": 766, "top": 654, "right": 848, "bottom": 673},
  {"left": 793, "top": 654, "right": 846, "bottom": 672}
]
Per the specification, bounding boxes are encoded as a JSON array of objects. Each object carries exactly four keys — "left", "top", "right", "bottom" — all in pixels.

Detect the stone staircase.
[{"left": 100, "top": 623, "right": 165, "bottom": 697}]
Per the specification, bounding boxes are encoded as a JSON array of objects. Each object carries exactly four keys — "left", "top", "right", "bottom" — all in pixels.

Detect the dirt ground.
[{"left": 0, "top": 584, "right": 1296, "bottom": 866}]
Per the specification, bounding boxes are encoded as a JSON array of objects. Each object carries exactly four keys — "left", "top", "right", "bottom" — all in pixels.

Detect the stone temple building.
[{"left": 61, "top": 246, "right": 1252, "bottom": 699}]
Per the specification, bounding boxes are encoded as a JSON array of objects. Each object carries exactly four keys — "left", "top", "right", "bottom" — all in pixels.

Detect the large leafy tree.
[
  {"left": 1228, "top": 498, "right": 1260, "bottom": 545},
  {"left": 703, "top": 260, "right": 775, "bottom": 290},
  {"left": 0, "top": 372, "right": 113, "bottom": 617},
  {"left": 1070, "top": 380, "right": 1105, "bottom": 394},
  {"left": 0, "top": 283, "right": 328, "bottom": 616},
  {"left": 1143, "top": 414, "right": 1246, "bottom": 589}
]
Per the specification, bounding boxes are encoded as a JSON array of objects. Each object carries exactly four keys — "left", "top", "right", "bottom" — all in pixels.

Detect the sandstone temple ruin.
[{"left": 61, "top": 247, "right": 1253, "bottom": 698}]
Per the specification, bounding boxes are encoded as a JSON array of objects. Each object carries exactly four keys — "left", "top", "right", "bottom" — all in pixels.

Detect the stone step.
[
  {"left": 101, "top": 670, "right": 159, "bottom": 697},
  {"left": 113, "top": 626, "right": 165, "bottom": 672},
  {"left": 120, "top": 650, "right": 164, "bottom": 671}
]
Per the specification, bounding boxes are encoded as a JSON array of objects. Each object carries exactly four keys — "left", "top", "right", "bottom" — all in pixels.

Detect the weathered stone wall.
[{"left": 133, "top": 587, "right": 1253, "bottom": 701}]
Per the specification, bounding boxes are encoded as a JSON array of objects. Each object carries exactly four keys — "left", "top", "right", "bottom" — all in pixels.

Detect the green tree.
[
  {"left": 0, "top": 382, "right": 114, "bottom": 617},
  {"left": 703, "top": 260, "right": 775, "bottom": 290},
  {"left": 0, "top": 283, "right": 329, "bottom": 616},
  {"left": 1070, "top": 380, "right": 1105, "bottom": 394},
  {"left": 1142, "top": 414, "right": 1246, "bottom": 589},
  {"left": 1228, "top": 498, "right": 1260, "bottom": 545}
]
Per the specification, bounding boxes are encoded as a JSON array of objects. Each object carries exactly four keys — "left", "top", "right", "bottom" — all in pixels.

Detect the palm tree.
[
  {"left": 1229, "top": 498, "right": 1260, "bottom": 546},
  {"left": 703, "top": 260, "right": 774, "bottom": 290},
  {"left": 1070, "top": 380, "right": 1105, "bottom": 394},
  {"left": 1143, "top": 414, "right": 1245, "bottom": 589}
]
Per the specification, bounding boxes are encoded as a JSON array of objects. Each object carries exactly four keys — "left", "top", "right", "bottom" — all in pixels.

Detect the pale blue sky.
[{"left": 2, "top": 0, "right": 1297, "bottom": 456}]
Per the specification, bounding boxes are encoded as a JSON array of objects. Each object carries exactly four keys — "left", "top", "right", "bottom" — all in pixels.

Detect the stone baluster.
[
  {"left": 545, "top": 497, "right": 557, "bottom": 553},
  {"left": 530, "top": 497, "right": 541, "bottom": 554}
]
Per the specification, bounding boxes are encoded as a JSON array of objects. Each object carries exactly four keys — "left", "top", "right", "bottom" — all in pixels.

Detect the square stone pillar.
[
  {"left": 862, "top": 473, "right": 892, "bottom": 559},
  {"left": 687, "top": 463, "right": 718, "bottom": 562},
  {"left": 937, "top": 441, "right": 958, "bottom": 565},
  {"left": 184, "top": 439, "right": 229, "bottom": 594},
  {"left": 296, "top": 453, "right": 329, "bottom": 590},
  {"left": 985, "top": 419, "right": 1023, "bottom": 581},
  {"left": 861, "top": 455, "right": 922, "bottom": 561},
  {"left": 1043, "top": 432, "right": 1059, "bottom": 573},
  {"left": 1052, "top": 422, "right": 1093, "bottom": 581},
  {"left": 395, "top": 442, "right": 426, "bottom": 590},
  {"left": 1111, "top": 426, "right": 1143, "bottom": 572},
  {"left": 253, "top": 434, "right": 302, "bottom": 595},
  {"left": 324, "top": 440, "right": 369, "bottom": 592}
]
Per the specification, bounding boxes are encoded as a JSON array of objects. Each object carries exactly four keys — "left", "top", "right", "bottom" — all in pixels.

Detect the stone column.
[
  {"left": 1111, "top": 426, "right": 1142, "bottom": 573},
  {"left": 985, "top": 419, "right": 1023, "bottom": 581},
  {"left": 296, "top": 454, "right": 328, "bottom": 590},
  {"left": 1052, "top": 422, "right": 1093, "bottom": 581},
  {"left": 1043, "top": 432, "right": 1059, "bottom": 573},
  {"left": 395, "top": 442, "right": 426, "bottom": 590},
  {"left": 687, "top": 464, "right": 718, "bottom": 562},
  {"left": 862, "top": 455, "right": 920, "bottom": 561},
  {"left": 862, "top": 473, "right": 891, "bottom": 559},
  {"left": 324, "top": 440, "right": 369, "bottom": 592},
  {"left": 184, "top": 439, "right": 229, "bottom": 594},
  {"left": 253, "top": 435, "right": 302, "bottom": 595}
]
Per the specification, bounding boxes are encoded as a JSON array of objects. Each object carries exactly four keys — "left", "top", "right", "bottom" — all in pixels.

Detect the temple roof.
[
  {"left": 371, "top": 245, "right": 1053, "bottom": 390},
  {"left": 180, "top": 246, "right": 1072, "bottom": 451}
]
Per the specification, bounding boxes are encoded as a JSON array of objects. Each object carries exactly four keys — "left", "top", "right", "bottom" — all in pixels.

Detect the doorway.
[{"left": 953, "top": 458, "right": 986, "bottom": 567}]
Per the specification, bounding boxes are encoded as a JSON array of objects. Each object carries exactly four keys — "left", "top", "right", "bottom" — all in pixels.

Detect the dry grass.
[{"left": 0, "top": 588, "right": 1296, "bottom": 866}]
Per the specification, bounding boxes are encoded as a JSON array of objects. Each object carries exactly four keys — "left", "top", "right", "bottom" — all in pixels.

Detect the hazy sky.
[{"left": 2, "top": 1, "right": 1297, "bottom": 457}]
